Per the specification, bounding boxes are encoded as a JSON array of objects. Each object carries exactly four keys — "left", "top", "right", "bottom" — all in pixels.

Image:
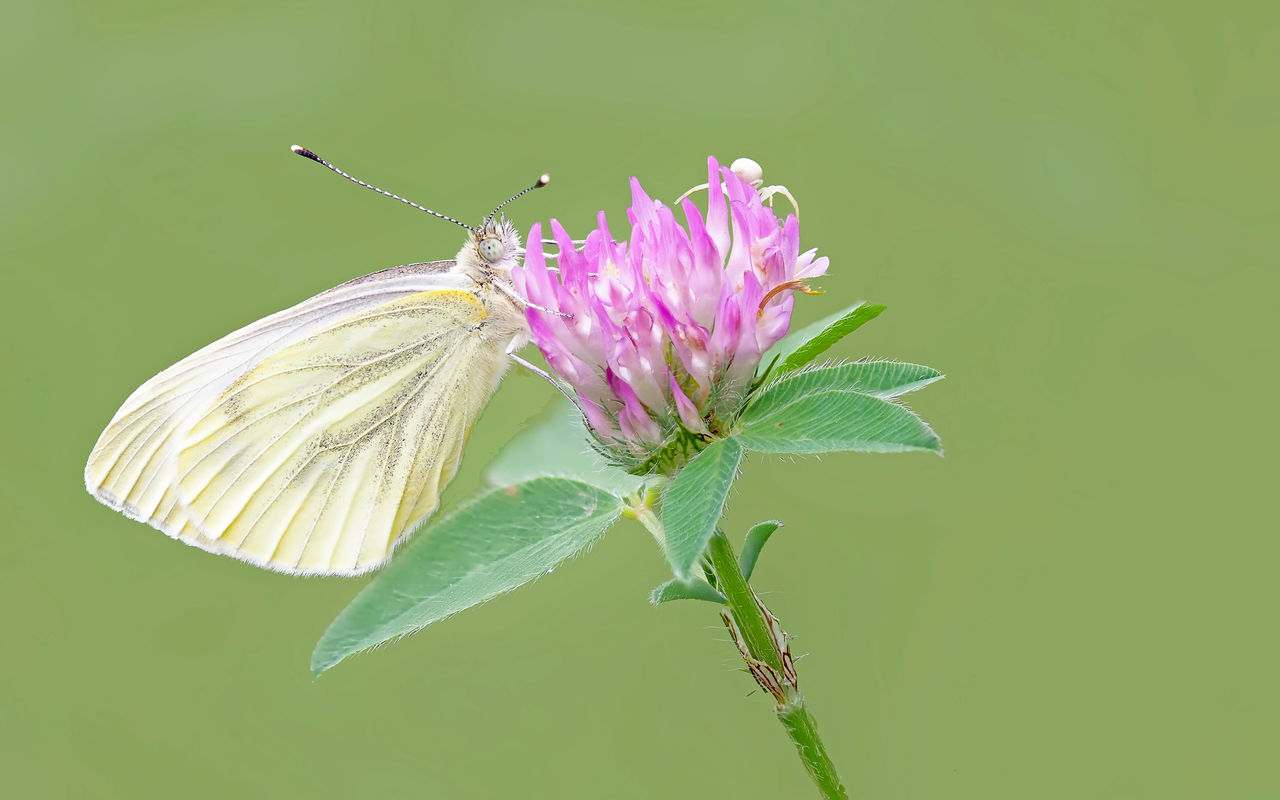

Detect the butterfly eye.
[{"left": 478, "top": 237, "right": 504, "bottom": 262}]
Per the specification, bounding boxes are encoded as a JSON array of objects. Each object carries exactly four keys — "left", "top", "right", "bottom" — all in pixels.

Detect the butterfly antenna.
[
  {"left": 486, "top": 174, "right": 551, "bottom": 226},
  {"left": 290, "top": 145, "right": 475, "bottom": 232}
]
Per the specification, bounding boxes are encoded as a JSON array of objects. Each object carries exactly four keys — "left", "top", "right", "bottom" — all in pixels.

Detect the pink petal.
[{"left": 669, "top": 375, "right": 710, "bottom": 435}]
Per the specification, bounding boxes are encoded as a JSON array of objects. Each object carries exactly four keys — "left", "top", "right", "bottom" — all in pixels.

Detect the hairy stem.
[{"left": 705, "top": 530, "right": 849, "bottom": 800}]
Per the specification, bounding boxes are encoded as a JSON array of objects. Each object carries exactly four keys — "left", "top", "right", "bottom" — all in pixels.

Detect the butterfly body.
[{"left": 86, "top": 218, "right": 530, "bottom": 575}]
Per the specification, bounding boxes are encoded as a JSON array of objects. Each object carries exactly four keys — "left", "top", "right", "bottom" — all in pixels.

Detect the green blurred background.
[{"left": 3, "top": 1, "right": 1275, "bottom": 797}]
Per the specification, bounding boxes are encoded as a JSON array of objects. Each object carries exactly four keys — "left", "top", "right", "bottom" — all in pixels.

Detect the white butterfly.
[{"left": 85, "top": 146, "right": 552, "bottom": 576}]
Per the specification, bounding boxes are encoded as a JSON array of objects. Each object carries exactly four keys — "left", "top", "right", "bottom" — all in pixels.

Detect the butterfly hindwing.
[
  {"left": 176, "top": 288, "right": 506, "bottom": 573},
  {"left": 85, "top": 261, "right": 513, "bottom": 575}
]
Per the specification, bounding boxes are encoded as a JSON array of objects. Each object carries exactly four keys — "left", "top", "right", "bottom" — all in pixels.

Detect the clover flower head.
[{"left": 513, "top": 157, "right": 828, "bottom": 470}]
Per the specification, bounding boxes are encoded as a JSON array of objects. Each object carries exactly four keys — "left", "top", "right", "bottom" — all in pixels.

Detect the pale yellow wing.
[
  {"left": 175, "top": 288, "right": 510, "bottom": 574},
  {"left": 85, "top": 262, "right": 511, "bottom": 574}
]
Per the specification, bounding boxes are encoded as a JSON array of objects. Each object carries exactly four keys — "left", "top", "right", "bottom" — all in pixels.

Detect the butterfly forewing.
[{"left": 85, "top": 261, "right": 514, "bottom": 575}]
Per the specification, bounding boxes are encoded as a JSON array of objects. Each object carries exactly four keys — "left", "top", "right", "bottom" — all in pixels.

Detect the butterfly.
[{"left": 85, "top": 146, "right": 553, "bottom": 576}]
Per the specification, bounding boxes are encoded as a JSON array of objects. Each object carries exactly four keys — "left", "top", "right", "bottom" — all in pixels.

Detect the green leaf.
[
  {"left": 765, "top": 302, "right": 886, "bottom": 374},
  {"left": 649, "top": 578, "right": 727, "bottom": 605},
  {"left": 484, "top": 400, "right": 643, "bottom": 497},
  {"left": 312, "top": 478, "right": 623, "bottom": 674},
  {"left": 660, "top": 437, "right": 744, "bottom": 578},
  {"left": 746, "top": 361, "right": 942, "bottom": 420},
  {"left": 739, "top": 520, "right": 782, "bottom": 580},
  {"left": 737, "top": 388, "right": 942, "bottom": 455}
]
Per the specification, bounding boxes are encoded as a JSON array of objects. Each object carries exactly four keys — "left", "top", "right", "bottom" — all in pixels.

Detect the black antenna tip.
[
  {"left": 536, "top": 174, "right": 551, "bottom": 187},
  {"left": 291, "top": 144, "right": 321, "bottom": 162}
]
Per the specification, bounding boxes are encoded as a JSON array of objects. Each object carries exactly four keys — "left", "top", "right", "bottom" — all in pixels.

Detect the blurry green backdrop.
[{"left": 3, "top": 1, "right": 1275, "bottom": 797}]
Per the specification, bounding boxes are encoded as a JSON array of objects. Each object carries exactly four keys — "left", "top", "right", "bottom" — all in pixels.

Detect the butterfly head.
[{"left": 471, "top": 218, "right": 521, "bottom": 267}]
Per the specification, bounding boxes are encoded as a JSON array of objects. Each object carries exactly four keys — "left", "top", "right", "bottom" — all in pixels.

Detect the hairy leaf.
[
  {"left": 485, "top": 400, "right": 643, "bottom": 496},
  {"left": 737, "top": 388, "right": 941, "bottom": 455},
  {"left": 650, "top": 578, "right": 727, "bottom": 605},
  {"left": 765, "top": 302, "right": 885, "bottom": 374},
  {"left": 312, "top": 478, "right": 622, "bottom": 674},
  {"left": 747, "top": 361, "right": 942, "bottom": 420},
  {"left": 739, "top": 520, "right": 783, "bottom": 580},
  {"left": 660, "top": 437, "right": 744, "bottom": 578}
]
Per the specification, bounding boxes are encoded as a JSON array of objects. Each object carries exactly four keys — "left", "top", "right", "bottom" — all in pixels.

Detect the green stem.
[
  {"left": 706, "top": 531, "right": 785, "bottom": 674},
  {"left": 705, "top": 530, "right": 849, "bottom": 800},
  {"left": 776, "top": 695, "right": 848, "bottom": 800}
]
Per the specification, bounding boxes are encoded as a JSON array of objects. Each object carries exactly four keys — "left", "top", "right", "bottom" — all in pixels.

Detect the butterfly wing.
[{"left": 86, "top": 261, "right": 515, "bottom": 575}]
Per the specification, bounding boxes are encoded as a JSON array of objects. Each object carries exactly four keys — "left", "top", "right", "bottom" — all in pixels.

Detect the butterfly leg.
[
  {"left": 491, "top": 277, "right": 572, "bottom": 319},
  {"left": 505, "top": 339, "right": 585, "bottom": 415}
]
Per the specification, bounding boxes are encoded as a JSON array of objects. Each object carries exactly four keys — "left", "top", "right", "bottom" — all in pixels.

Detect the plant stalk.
[{"left": 705, "top": 530, "right": 849, "bottom": 800}]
